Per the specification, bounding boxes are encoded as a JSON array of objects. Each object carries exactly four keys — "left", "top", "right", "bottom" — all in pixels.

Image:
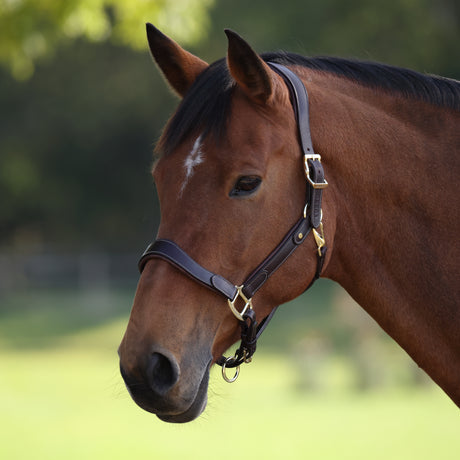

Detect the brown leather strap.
[
  {"left": 268, "top": 63, "right": 315, "bottom": 156},
  {"left": 269, "top": 62, "right": 326, "bottom": 229},
  {"left": 139, "top": 239, "right": 238, "bottom": 300},
  {"left": 241, "top": 217, "right": 311, "bottom": 298},
  {"left": 308, "top": 159, "right": 325, "bottom": 228}
]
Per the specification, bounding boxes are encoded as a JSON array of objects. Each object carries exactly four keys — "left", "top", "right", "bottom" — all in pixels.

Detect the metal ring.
[{"left": 221, "top": 357, "right": 240, "bottom": 383}]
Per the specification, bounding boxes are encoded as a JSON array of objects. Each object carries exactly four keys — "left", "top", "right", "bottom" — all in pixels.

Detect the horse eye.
[{"left": 230, "top": 176, "right": 262, "bottom": 197}]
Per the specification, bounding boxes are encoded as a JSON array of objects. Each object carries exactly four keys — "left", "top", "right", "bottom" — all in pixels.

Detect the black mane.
[
  {"left": 265, "top": 52, "right": 460, "bottom": 110},
  {"left": 157, "top": 52, "right": 460, "bottom": 156}
]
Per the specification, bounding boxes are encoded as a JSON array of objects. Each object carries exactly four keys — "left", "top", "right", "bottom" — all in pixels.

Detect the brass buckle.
[
  {"left": 227, "top": 285, "right": 253, "bottom": 322},
  {"left": 304, "top": 154, "right": 328, "bottom": 189}
]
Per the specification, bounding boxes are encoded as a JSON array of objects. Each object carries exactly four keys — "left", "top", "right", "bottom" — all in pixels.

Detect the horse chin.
[
  {"left": 157, "top": 370, "right": 209, "bottom": 423},
  {"left": 126, "top": 362, "right": 211, "bottom": 424}
]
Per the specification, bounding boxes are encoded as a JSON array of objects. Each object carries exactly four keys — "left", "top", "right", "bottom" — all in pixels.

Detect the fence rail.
[{"left": 0, "top": 252, "right": 140, "bottom": 292}]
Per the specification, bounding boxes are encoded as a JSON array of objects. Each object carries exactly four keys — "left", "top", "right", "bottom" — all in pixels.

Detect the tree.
[{"left": 0, "top": 0, "right": 215, "bottom": 80}]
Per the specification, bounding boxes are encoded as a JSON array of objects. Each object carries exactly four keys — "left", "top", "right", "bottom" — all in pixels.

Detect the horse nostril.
[{"left": 146, "top": 352, "right": 180, "bottom": 396}]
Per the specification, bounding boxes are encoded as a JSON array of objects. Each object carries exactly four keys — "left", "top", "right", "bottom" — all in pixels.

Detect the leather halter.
[{"left": 138, "top": 63, "right": 328, "bottom": 382}]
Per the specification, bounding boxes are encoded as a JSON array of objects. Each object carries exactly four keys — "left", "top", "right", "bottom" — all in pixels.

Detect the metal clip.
[
  {"left": 304, "top": 154, "right": 328, "bottom": 189},
  {"left": 312, "top": 222, "right": 326, "bottom": 256},
  {"left": 227, "top": 285, "right": 253, "bottom": 322}
]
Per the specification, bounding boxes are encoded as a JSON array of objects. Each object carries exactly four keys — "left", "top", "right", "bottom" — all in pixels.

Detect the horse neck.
[{"left": 308, "top": 73, "right": 460, "bottom": 404}]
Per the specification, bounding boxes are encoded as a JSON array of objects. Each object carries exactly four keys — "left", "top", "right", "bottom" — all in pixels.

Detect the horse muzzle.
[{"left": 119, "top": 348, "right": 211, "bottom": 423}]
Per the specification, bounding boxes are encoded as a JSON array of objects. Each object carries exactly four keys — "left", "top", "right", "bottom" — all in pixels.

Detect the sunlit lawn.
[{"left": 1, "top": 311, "right": 459, "bottom": 460}]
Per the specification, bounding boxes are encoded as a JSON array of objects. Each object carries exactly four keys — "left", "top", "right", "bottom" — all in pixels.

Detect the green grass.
[
  {"left": 0, "top": 319, "right": 459, "bottom": 459},
  {"left": 0, "top": 288, "right": 459, "bottom": 459}
]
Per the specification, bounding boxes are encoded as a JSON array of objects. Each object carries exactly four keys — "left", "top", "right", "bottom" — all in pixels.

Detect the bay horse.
[{"left": 119, "top": 24, "right": 460, "bottom": 423}]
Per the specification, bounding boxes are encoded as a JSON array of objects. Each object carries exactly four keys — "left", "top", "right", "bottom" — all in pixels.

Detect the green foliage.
[
  {"left": 0, "top": 0, "right": 215, "bottom": 79},
  {"left": 0, "top": 40, "right": 167, "bottom": 250}
]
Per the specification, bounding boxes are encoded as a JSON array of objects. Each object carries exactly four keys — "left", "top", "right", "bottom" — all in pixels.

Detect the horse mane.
[
  {"left": 157, "top": 52, "right": 460, "bottom": 156},
  {"left": 265, "top": 52, "right": 460, "bottom": 110}
]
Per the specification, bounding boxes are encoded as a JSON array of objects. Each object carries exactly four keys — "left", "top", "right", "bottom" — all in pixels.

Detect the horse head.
[{"left": 118, "top": 25, "right": 330, "bottom": 423}]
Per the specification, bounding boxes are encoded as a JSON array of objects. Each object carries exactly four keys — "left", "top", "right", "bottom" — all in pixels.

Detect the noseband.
[{"left": 138, "top": 63, "right": 328, "bottom": 382}]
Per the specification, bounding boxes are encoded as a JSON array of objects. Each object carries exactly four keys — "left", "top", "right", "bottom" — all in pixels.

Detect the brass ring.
[{"left": 221, "top": 357, "right": 240, "bottom": 383}]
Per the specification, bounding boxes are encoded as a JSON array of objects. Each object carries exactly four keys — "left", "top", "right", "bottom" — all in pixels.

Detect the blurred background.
[{"left": 0, "top": 1, "right": 459, "bottom": 459}]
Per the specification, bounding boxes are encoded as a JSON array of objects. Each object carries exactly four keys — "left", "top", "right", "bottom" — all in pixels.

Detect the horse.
[{"left": 118, "top": 23, "right": 460, "bottom": 423}]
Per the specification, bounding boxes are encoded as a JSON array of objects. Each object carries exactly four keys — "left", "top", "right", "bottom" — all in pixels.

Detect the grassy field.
[{"left": 0, "top": 288, "right": 459, "bottom": 459}]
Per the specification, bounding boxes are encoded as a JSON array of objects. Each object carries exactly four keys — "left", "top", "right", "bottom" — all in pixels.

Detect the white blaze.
[{"left": 180, "top": 135, "right": 205, "bottom": 194}]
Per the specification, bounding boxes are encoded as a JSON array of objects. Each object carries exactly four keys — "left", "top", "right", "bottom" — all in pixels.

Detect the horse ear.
[
  {"left": 146, "top": 23, "right": 208, "bottom": 97},
  {"left": 225, "top": 29, "right": 274, "bottom": 104}
]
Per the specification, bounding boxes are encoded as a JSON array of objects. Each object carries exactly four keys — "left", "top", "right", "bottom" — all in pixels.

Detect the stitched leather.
[
  {"left": 268, "top": 63, "right": 315, "bottom": 156},
  {"left": 308, "top": 160, "right": 325, "bottom": 228},
  {"left": 269, "top": 62, "right": 326, "bottom": 230},
  {"left": 242, "top": 217, "right": 311, "bottom": 298},
  {"left": 139, "top": 240, "right": 238, "bottom": 300}
]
